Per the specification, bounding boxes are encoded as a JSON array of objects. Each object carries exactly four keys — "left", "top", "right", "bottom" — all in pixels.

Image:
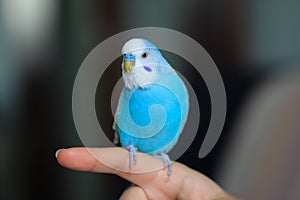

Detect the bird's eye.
[{"left": 141, "top": 52, "right": 148, "bottom": 59}]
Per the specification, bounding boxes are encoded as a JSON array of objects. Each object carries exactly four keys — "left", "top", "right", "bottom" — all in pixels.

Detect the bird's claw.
[
  {"left": 156, "top": 153, "right": 173, "bottom": 176},
  {"left": 126, "top": 145, "right": 137, "bottom": 170}
]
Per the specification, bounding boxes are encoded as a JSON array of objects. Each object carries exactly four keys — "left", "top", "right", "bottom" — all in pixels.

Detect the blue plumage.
[{"left": 114, "top": 38, "right": 189, "bottom": 175}]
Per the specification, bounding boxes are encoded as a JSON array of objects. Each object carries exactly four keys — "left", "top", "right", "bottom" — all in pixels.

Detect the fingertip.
[
  {"left": 55, "top": 148, "right": 64, "bottom": 158},
  {"left": 55, "top": 147, "right": 88, "bottom": 170},
  {"left": 55, "top": 148, "right": 71, "bottom": 167}
]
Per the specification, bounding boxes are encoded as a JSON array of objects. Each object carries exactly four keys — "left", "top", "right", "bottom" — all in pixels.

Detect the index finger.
[{"left": 56, "top": 147, "right": 186, "bottom": 187}]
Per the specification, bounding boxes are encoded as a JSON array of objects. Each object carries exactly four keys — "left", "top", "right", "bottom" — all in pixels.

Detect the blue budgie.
[{"left": 113, "top": 38, "right": 189, "bottom": 175}]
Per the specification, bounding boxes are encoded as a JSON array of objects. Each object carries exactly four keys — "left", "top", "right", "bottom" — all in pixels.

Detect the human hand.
[{"left": 56, "top": 147, "right": 239, "bottom": 200}]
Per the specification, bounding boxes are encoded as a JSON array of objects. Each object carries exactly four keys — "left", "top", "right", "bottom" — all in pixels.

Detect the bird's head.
[{"left": 121, "top": 38, "right": 173, "bottom": 89}]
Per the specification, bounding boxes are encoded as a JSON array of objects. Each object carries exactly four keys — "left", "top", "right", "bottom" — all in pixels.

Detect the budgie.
[{"left": 113, "top": 38, "right": 189, "bottom": 175}]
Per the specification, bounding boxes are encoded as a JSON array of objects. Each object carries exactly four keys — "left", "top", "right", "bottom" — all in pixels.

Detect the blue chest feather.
[{"left": 116, "top": 74, "right": 189, "bottom": 154}]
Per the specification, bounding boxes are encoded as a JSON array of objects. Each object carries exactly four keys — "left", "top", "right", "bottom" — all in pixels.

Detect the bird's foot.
[
  {"left": 156, "top": 153, "right": 173, "bottom": 176},
  {"left": 125, "top": 145, "right": 137, "bottom": 170}
]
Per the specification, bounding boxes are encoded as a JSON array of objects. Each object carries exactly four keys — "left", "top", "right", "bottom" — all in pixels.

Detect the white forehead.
[{"left": 121, "top": 38, "right": 147, "bottom": 54}]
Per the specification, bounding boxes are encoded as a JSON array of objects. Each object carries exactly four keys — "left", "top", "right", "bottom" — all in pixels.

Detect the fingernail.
[{"left": 55, "top": 149, "right": 64, "bottom": 158}]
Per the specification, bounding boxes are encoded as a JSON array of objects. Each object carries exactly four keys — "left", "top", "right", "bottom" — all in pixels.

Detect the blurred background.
[{"left": 1, "top": 0, "right": 300, "bottom": 199}]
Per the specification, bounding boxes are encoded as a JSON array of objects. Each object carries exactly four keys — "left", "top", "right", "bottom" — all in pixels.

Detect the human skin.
[{"left": 56, "top": 147, "right": 239, "bottom": 200}]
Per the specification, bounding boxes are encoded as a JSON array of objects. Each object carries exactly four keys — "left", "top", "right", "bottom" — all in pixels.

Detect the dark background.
[{"left": 1, "top": 0, "right": 300, "bottom": 199}]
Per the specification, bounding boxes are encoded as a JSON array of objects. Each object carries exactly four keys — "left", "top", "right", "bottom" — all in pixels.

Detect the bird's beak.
[{"left": 123, "top": 54, "right": 135, "bottom": 73}]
